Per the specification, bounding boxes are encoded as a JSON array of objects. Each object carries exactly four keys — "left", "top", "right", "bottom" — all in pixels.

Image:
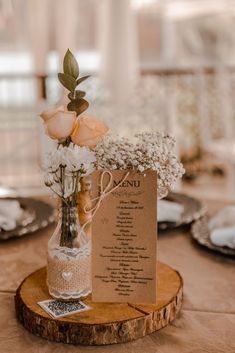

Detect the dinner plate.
[
  {"left": 0, "top": 198, "right": 36, "bottom": 231},
  {"left": 191, "top": 217, "right": 235, "bottom": 257},
  {"left": 158, "top": 192, "right": 206, "bottom": 231},
  {"left": 0, "top": 198, "right": 56, "bottom": 240}
]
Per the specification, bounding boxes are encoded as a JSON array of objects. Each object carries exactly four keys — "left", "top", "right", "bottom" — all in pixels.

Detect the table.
[{"left": 0, "top": 197, "right": 234, "bottom": 353}]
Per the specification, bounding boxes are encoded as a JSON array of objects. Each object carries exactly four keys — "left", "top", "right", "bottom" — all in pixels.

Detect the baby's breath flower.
[{"left": 94, "top": 132, "right": 184, "bottom": 194}]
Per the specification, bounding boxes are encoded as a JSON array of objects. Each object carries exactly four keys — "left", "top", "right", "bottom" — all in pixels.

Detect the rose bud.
[
  {"left": 40, "top": 106, "right": 76, "bottom": 140},
  {"left": 71, "top": 115, "right": 109, "bottom": 148}
]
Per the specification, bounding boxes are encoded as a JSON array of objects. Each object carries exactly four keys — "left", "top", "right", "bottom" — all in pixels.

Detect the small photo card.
[{"left": 38, "top": 299, "right": 91, "bottom": 318}]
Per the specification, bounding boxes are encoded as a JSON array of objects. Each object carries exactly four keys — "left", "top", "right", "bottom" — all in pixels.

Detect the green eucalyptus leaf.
[
  {"left": 68, "top": 90, "right": 86, "bottom": 100},
  {"left": 67, "top": 98, "right": 89, "bottom": 116},
  {"left": 63, "top": 49, "right": 79, "bottom": 79},
  {"left": 58, "top": 73, "right": 77, "bottom": 92},
  {"left": 76, "top": 75, "right": 90, "bottom": 86}
]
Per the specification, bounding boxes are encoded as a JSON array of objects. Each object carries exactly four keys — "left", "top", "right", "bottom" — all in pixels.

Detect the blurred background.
[{"left": 1, "top": 0, "right": 235, "bottom": 199}]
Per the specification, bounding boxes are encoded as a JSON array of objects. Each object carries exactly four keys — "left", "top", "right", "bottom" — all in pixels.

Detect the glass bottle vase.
[{"left": 47, "top": 204, "right": 91, "bottom": 300}]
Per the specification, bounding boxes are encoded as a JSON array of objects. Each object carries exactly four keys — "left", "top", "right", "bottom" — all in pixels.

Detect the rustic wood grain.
[{"left": 15, "top": 262, "right": 183, "bottom": 345}]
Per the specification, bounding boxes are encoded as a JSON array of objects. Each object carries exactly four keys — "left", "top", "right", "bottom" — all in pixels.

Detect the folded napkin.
[
  {"left": 209, "top": 206, "right": 235, "bottom": 249},
  {"left": 210, "top": 227, "right": 235, "bottom": 249},
  {"left": 0, "top": 200, "right": 23, "bottom": 231},
  {"left": 157, "top": 200, "right": 184, "bottom": 223}
]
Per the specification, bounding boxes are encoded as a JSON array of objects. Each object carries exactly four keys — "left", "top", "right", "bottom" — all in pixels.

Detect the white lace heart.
[{"left": 62, "top": 271, "right": 73, "bottom": 282}]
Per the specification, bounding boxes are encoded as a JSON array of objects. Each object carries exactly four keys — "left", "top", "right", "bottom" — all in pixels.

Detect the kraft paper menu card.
[{"left": 92, "top": 170, "right": 157, "bottom": 303}]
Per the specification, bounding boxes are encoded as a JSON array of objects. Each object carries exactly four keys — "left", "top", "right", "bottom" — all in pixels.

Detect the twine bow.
[
  {"left": 77, "top": 170, "right": 130, "bottom": 239},
  {"left": 85, "top": 170, "right": 130, "bottom": 217}
]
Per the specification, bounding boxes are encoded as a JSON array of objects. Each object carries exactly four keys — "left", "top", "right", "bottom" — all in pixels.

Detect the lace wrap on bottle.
[{"left": 47, "top": 221, "right": 91, "bottom": 299}]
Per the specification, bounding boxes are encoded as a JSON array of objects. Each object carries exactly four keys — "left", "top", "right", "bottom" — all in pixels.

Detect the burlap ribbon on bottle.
[{"left": 47, "top": 252, "right": 91, "bottom": 296}]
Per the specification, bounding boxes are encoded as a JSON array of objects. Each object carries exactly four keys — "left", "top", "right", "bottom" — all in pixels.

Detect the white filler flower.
[
  {"left": 94, "top": 132, "right": 185, "bottom": 194},
  {"left": 43, "top": 143, "right": 95, "bottom": 200}
]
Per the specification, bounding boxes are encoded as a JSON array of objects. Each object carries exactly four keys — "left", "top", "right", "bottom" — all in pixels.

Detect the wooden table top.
[{"left": 0, "top": 196, "right": 234, "bottom": 353}]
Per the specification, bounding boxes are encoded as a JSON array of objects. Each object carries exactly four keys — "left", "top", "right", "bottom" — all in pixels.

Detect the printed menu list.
[{"left": 92, "top": 170, "right": 157, "bottom": 303}]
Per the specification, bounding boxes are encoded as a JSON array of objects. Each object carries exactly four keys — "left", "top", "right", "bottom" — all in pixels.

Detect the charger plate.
[
  {"left": 0, "top": 198, "right": 56, "bottom": 240},
  {"left": 191, "top": 217, "right": 235, "bottom": 257},
  {"left": 158, "top": 192, "right": 206, "bottom": 231}
]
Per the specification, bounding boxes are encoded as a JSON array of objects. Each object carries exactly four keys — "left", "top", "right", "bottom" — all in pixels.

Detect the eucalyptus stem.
[{"left": 58, "top": 49, "right": 90, "bottom": 116}]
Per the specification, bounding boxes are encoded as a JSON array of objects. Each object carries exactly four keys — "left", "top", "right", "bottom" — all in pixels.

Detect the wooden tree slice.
[{"left": 15, "top": 262, "right": 183, "bottom": 345}]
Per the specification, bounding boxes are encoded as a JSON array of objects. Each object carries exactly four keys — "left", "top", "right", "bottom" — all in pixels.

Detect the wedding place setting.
[{"left": 0, "top": 2, "right": 235, "bottom": 352}]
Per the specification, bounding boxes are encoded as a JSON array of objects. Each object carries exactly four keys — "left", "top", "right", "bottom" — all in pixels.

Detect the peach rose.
[
  {"left": 40, "top": 106, "right": 76, "bottom": 140},
  {"left": 71, "top": 115, "right": 109, "bottom": 148}
]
